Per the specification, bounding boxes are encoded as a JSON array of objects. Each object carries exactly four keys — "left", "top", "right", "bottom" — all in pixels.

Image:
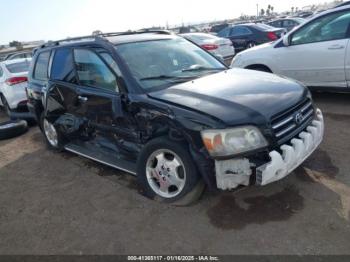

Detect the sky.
[{"left": 0, "top": 0, "right": 330, "bottom": 44}]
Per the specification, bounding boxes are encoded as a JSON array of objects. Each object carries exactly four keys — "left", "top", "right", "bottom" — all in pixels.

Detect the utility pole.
[{"left": 257, "top": 4, "right": 259, "bottom": 18}]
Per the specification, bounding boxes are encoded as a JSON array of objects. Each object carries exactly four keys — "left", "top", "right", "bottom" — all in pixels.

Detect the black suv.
[{"left": 27, "top": 31, "right": 324, "bottom": 204}]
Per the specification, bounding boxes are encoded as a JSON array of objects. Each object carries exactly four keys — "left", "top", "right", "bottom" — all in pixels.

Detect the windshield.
[
  {"left": 115, "top": 37, "right": 226, "bottom": 91},
  {"left": 5, "top": 60, "right": 31, "bottom": 73}
]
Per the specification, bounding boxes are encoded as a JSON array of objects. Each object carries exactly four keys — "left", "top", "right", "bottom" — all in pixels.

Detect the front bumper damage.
[{"left": 215, "top": 109, "right": 324, "bottom": 190}]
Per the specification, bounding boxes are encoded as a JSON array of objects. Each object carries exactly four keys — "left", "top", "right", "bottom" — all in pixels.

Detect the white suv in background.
[
  {"left": 0, "top": 58, "right": 31, "bottom": 116},
  {"left": 231, "top": 5, "right": 350, "bottom": 92}
]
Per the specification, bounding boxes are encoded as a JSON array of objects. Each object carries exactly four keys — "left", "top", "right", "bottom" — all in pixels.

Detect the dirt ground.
[{"left": 0, "top": 92, "right": 349, "bottom": 255}]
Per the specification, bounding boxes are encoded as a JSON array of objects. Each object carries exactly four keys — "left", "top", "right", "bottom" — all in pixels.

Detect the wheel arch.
[
  {"left": 245, "top": 64, "right": 273, "bottom": 73},
  {"left": 141, "top": 114, "right": 217, "bottom": 190}
]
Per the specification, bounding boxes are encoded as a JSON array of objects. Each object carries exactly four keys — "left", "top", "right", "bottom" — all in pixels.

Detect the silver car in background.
[
  {"left": 180, "top": 33, "right": 235, "bottom": 65},
  {"left": 0, "top": 58, "right": 31, "bottom": 116}
]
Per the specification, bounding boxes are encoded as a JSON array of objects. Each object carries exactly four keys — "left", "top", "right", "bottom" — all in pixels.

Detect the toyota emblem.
[{"left": 294, "top": 112, "right": 304, "bottom": 125}]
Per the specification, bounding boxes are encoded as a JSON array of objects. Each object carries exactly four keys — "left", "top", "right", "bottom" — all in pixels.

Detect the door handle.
[
  {"left": 78, "top": 95, "right": 88, "bottom": 102},
  {"left": 328, "top": 45, "right": 345, "bottom": 50}
]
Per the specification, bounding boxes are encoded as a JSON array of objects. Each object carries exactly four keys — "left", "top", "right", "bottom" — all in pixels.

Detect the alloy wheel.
[
  {"left": 43, "top": 119, "right": 58, "bottom": 147},
  {"left": 146, "top": 149, "right": 186, "bottom": 198}
]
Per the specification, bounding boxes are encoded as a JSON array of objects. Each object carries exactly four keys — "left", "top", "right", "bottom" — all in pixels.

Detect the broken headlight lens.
[{"left": 201, "top": 126, "right": 268, "bottom": 157}]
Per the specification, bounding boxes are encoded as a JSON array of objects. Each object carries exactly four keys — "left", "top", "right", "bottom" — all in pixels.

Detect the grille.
[{"left": 271, "top": 99, "right": 314, "bottom": 145}]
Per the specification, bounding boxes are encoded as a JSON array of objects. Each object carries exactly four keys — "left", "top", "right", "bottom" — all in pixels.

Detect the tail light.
[
  {"left": 201, "top": 44, "right": 219, "bottom": 51},
  {"left": 267, "top": 32, "right": 278, "bottom": 41},
  {"left": 5, "top": 76, "right": 28, "bottom": 86}
]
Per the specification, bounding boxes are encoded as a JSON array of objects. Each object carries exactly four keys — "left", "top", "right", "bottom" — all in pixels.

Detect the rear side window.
[
  {"left": 74, "top": 49, "right": 118, "bottom": 91},
  {"left": 231, "top": 26, "right": 252, "bottom": 36},
  {"left": 0, "top": 66, "right": 3, "bottom": 77},
  {"left": 51, "top": 48, "right": 76, "bottom": 83},
  {"left": 217, "top": 27, "right": 231, "bottom": 37},
  {"left": 34, "top": 51, "right": 50, "bottom": 81},
  {"left": 5, "top": 60, "right": 31, "bottom": 73}
]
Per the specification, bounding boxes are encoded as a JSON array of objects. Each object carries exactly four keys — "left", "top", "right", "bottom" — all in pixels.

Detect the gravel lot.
[{"left": 0, "top": 92, "right": 349, "bottom": 255}]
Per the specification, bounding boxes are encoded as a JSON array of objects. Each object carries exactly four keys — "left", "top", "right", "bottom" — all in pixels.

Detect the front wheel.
[
  {"left": 247, "top": 42, "right": 256, "bottom": 49},
  {"left": 137, "top": 137, "right": 204, "bottom": 205}
]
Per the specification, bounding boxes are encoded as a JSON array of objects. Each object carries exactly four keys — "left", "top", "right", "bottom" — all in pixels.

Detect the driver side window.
[
  {"left": 291, "top": 10, "right": 350, "bottom": 45},
  {"left": 74, "top": 49, "right": 118, "bottom": 92}
]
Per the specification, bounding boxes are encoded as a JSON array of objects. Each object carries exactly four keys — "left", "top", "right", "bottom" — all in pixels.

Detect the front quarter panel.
[{"left": 231, "top": 43, "right": 281, "bottom": 73}]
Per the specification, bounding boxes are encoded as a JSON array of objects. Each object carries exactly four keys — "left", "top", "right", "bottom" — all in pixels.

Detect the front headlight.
[{"left": 201, "top": 126, "right": 268, "bottom": 157}]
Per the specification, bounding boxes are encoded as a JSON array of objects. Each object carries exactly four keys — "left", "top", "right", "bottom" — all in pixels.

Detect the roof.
[
  {"left": 37, "top": 30, "right": 176, "bottom": 51},
  {"left": 107, "top": 33, "right": 176, "bottom": 45},
  {"left": 314, "top": 4, "right": 350, "bottom": 18},
  {"left": 0, "top": 58, "right": 32, "bottom": 65}
]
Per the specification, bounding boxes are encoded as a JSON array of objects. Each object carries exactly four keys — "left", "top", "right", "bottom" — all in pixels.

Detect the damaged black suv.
[{"left": 27, "top": 31, "right": 324, "bottom": 204}]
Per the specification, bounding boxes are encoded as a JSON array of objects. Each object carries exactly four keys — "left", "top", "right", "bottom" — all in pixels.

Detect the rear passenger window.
[
  {"left": 51, "top": 48, "right": 76, "bottom": 83},
  {"left": 74, "top": 49, "right": 118, "bottom": 92},
  {"left": 34, "top": 51, "right": 50, "bottom": 81},
  {"left": 231, "top": 26, "right": 252, "bottom": 36}
]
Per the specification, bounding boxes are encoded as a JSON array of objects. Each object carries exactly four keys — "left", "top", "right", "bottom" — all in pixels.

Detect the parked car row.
[
  {"left": 231, "top": 5, "right": 350, "bottom": 92},
  {"left": 217, "top": 23, "right": 286, "bottom": 52}
]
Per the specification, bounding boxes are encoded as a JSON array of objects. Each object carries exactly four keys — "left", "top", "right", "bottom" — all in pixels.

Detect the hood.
[{"left": 148, "top": 68, "right": 308, "bottom": 126}]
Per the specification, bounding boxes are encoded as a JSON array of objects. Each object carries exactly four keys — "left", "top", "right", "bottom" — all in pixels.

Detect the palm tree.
[{"left": 260, "top": 8, "right": 265, "bottom": 16}]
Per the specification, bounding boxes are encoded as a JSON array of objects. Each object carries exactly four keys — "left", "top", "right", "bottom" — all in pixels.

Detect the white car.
[
  {"left": 180, "top": 33, "right": 235, "bottom": 64},
  {"left": 0, "top": 58, "right": 31, "bottom": 116},
  {"left": 231, "top": 5, "right": 350, "bottom": 91}
]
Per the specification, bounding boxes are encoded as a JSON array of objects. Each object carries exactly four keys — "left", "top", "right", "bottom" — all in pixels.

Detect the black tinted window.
[
  {"left": 34, "top": 51, "right": 50, "bottom": 80},
  {"left": 217, "top": 27, "right": 231, "bottom": 37},
  {"left": 231, "top": 26, "right": 252, "bottom": 36},
  {"left": 51, "top": 48, "right": 76, "bottom": 82},
  {"left": 74, "top": 49, "right": 117, "bottom": 91}
]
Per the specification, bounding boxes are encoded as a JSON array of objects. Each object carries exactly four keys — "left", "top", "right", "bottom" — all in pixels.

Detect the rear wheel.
[
  {"left": 247, "top": 42, "right": 256, "bottom": 49},
  {"left": 40, "top": 114, "right": 65, "bottom": 151},
  {"left": 137, "top": 137, "right": 204, "bottom": 205}
]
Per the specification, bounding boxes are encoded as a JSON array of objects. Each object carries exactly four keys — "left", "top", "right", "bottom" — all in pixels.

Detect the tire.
[
  {"left": 0, "top": 120, "right": 28, "bottom": 140},
  {"left": 40, "top": 114, "right": 65, "bottom": 151},
  {"left": 247, "top": 42, "right": 256, "bottom": 49},
  {"left": 137, "top": 137, "right": 204, "bottom": 205}
]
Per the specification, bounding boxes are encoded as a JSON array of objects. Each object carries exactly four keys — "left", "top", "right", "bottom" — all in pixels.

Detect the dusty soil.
[{"left": 0, "top": 92, "right": 349, "bottom": 255}]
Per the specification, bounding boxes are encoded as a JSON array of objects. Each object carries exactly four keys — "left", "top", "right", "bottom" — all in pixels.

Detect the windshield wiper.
[
  {"left": 182, "top": 66, "right": 226, "bottom": 72},
  {"left": 140, "top": 75, "right": 195, "bottom": 81}
]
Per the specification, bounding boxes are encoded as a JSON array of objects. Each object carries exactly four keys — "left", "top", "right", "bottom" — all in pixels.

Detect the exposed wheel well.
[{"left": 245, "top": 64, "right": 272, "bottom": 73}]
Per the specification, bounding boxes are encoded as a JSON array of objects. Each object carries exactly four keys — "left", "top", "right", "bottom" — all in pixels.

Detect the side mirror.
[{"left": 283, "top": 35, "right": 290, "bottom": 47}]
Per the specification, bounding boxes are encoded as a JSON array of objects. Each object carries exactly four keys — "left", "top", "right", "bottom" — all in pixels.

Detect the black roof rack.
[{"left": 39, "top": 29, "right": 173, "bottom": 49}]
